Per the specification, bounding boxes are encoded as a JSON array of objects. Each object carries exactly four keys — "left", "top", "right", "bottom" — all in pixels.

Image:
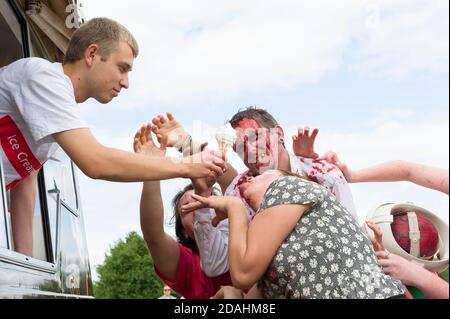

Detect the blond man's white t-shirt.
[{"left": 0, "top": 58, "right": 87, "bottom": 189}]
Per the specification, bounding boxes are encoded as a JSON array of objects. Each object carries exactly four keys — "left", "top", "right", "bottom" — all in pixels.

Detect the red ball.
[{"left": 391, "top": 214, "right": 439, "bottom": 259}]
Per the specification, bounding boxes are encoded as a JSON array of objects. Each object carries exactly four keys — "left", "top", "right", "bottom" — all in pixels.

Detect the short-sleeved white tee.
[{"left": 0, "top": 58, "right": 88, "bottom": 190}]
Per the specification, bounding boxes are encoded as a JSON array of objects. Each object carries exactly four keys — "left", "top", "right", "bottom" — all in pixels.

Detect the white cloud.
[
  {"left": 351, "top": 0, "right": 449, "bottom": 78},
  {"left": 308, "top": 110, "right": 449, "bottom": 168},
  {"left": 83, "top": 0, "right": 448, "bottom": 106}
]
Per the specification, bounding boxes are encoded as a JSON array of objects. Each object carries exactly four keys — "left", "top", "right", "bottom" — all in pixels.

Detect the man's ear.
[
  {"left": 275, "top": 125, "right": 285, "bottom": 144},
  {"left": 84, "top": 44, "right": 100, "bottom": 67}
]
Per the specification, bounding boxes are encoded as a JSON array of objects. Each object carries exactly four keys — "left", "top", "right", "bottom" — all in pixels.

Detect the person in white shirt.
[
  {"left": 0, "top": 18, "right": 225, "bottom": 256},
  {"left": 150, "top": 108, "right": 356, "bottom": 277}
]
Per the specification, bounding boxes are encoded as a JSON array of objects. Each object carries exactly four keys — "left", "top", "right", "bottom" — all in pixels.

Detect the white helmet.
[{"left": 365, "top": 202, "right": 449, "bottom": 273}]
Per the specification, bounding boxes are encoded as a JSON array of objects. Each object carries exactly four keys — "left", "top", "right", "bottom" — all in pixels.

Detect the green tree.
[
  {"left": 439, "top": 269, "right": 449, "bottom": 282},
  {"left": 94, "top": 231, "right": 164, "bottom": 299}
]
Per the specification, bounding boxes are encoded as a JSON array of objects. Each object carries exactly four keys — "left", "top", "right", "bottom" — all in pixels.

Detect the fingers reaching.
[
  {"left": 181, "top": 194, "right": 209, "bottom": 213},
  {"left": 133, "top": 138, "right": 140, "bottom": 153},
  {"left": 367, "top": 222, "right": 383, "bottom": 241},
  {"left": 139, "top": 125, "right": 147, "bottom": 146},
  {"left": 303, "top": 126, "right": 310, "bottom": 136},
  {"left": 310, "top": 128, "right": 319, "bottom": 140},
  {"left": 206, "top": 162, "right": 225, "bottom": 177},
  {"left": 167, "top": 112, "right": 175, "bottom": 121},
  {"left": 197, "top": 149, "right": 228, "bottom": 174},
  {"left": 159, "top": 115, "right": 167, "bottom": 125},
  {"left": 296, "top": 127, "right": 319, "bottom": 139},
  {"left": 376, "top": 250, "right": 392, "bottom": 260},
  {"left": 191, "top": 193, "right": 209, "bottom": 203},
  {"left": 134, "top": 124, "right": 149, "bottom": 152},
  {"left": 144, "top": 124, "right": 152, "bottom": 142},
  {"left": 133, "top": 123, "right": 166, "bottom": 156},
  {"left": 152, "top": 117, "right": 161, "bottom": 128},
  {"left": 366, "top": 221, "right": 385, "bottom": 251},
  {"left": 181, "top": 201, "right": 204, "bottom": 214},
  {"left": 318, "top": 150, "right": 335, "bottom": 162},
  {"left": 293, "top": 126, "right": 320, "bottom": 159}
]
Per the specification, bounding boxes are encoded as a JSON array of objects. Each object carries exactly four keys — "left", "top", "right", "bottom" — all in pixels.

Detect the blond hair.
[{"left": 64, "top": 17, "right": 139, "bottom": 64}]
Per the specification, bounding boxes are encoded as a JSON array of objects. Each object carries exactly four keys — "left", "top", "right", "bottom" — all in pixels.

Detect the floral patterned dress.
[{"left": 257, "top": 176, "right": 405, "bottom": 299}]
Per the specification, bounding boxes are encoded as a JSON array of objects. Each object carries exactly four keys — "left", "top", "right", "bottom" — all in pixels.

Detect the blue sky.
[{"left": 78, "top": 0, "right": 449, "bottom": 281}]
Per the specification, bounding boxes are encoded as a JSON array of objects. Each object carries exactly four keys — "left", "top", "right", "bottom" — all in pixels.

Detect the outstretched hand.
[
  {"left": 181, "top": 148, "right": 227, "bottom": 178},
  {"left": 151, "top": 112, "right": 190, "bottom": 149},
  {"left": 190, "top": 142, "right": 218, "bottom": 195},
  {"left": 133, "top": 123, "right": 166, "bottom": 157},
  {"left": 293, "top": 127, "right": 319, "bottom": 159},
  {"left": 319, "top": 151, "right": 353, "bottom": 182}
]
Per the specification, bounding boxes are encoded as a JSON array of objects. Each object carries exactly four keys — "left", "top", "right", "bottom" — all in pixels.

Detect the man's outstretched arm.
[{"left": 53, "top": 128, "right": 226, "bottom": 182}]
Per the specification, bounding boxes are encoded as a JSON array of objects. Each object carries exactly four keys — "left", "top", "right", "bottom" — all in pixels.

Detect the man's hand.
[
  {"left": 152, "top": 112, "right": 190, "bottom": 149},
  {"left": 189, "top": 144, "right": 217, "bottom": 196},
  {"left": 319, "top": 151, "right": 353, "bottom": 182},
  {"left": 292, "top": 127, "right": 319, "bottom": 159},
  {"left": 133, "top": 123, "right": 166, "bottom": 157},
  {"left": 179, "top": 149, "right": 227, "bottom": 180}
]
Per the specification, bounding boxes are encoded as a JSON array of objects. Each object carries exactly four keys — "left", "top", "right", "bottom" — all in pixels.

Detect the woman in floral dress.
[{"left": 182, "top": 170, "right": 406, "bottom": 299}]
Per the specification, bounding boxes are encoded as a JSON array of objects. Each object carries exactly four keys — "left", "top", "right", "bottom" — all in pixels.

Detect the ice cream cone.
[
  {"left": 219, "top": 142, "right": 227, "bottom": 160},
  {"left": 216, "top": 124, "right": 237, "bottom": 161}
]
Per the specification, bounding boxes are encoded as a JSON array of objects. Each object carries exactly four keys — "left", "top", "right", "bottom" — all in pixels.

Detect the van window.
[
  {"left": 2, "top": 171, "right": 48, "bottom": 262},
  {"left": 44, "top": 148, "right": 78, "bottom": 211},
  {"left": 43, "top": 149, "right": 79, "bottom": 260}
]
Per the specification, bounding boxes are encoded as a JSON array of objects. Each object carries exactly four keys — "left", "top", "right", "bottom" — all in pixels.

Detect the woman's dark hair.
[
  {"left": 171, "top": 184, "right": 198, "bottom": 253},
  {"left": 279, "top": 170, "right": 307, "bottom": 179}
]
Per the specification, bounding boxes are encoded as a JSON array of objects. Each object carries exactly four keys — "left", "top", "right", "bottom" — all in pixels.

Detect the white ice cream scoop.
[{"left": 216, "top": 124, "right": 237, "bottom": 157}]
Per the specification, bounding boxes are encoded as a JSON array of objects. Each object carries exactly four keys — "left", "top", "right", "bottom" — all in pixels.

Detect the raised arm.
[
  {"left": 321, "top": 152, "right": 449, "bottom": 195},
  {"left": 140, "top": 181, "right": 180, "bottom": 281},
  {"left": 354, "top": 161, "right": 448, "bottom": 194},
  {"left": 53, "top": 127, "right": 226, "bottom": 182},
  {"left": 135, "top": 124, "right": 180, "bottom": 281},
  {"left": 228, "top": 204, "right": 307, "bottom": 289}
]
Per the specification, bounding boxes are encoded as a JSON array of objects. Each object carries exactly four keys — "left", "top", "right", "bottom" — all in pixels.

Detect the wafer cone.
[{"left": 219, "top": 142, "right": 227, "bottom": 160}]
